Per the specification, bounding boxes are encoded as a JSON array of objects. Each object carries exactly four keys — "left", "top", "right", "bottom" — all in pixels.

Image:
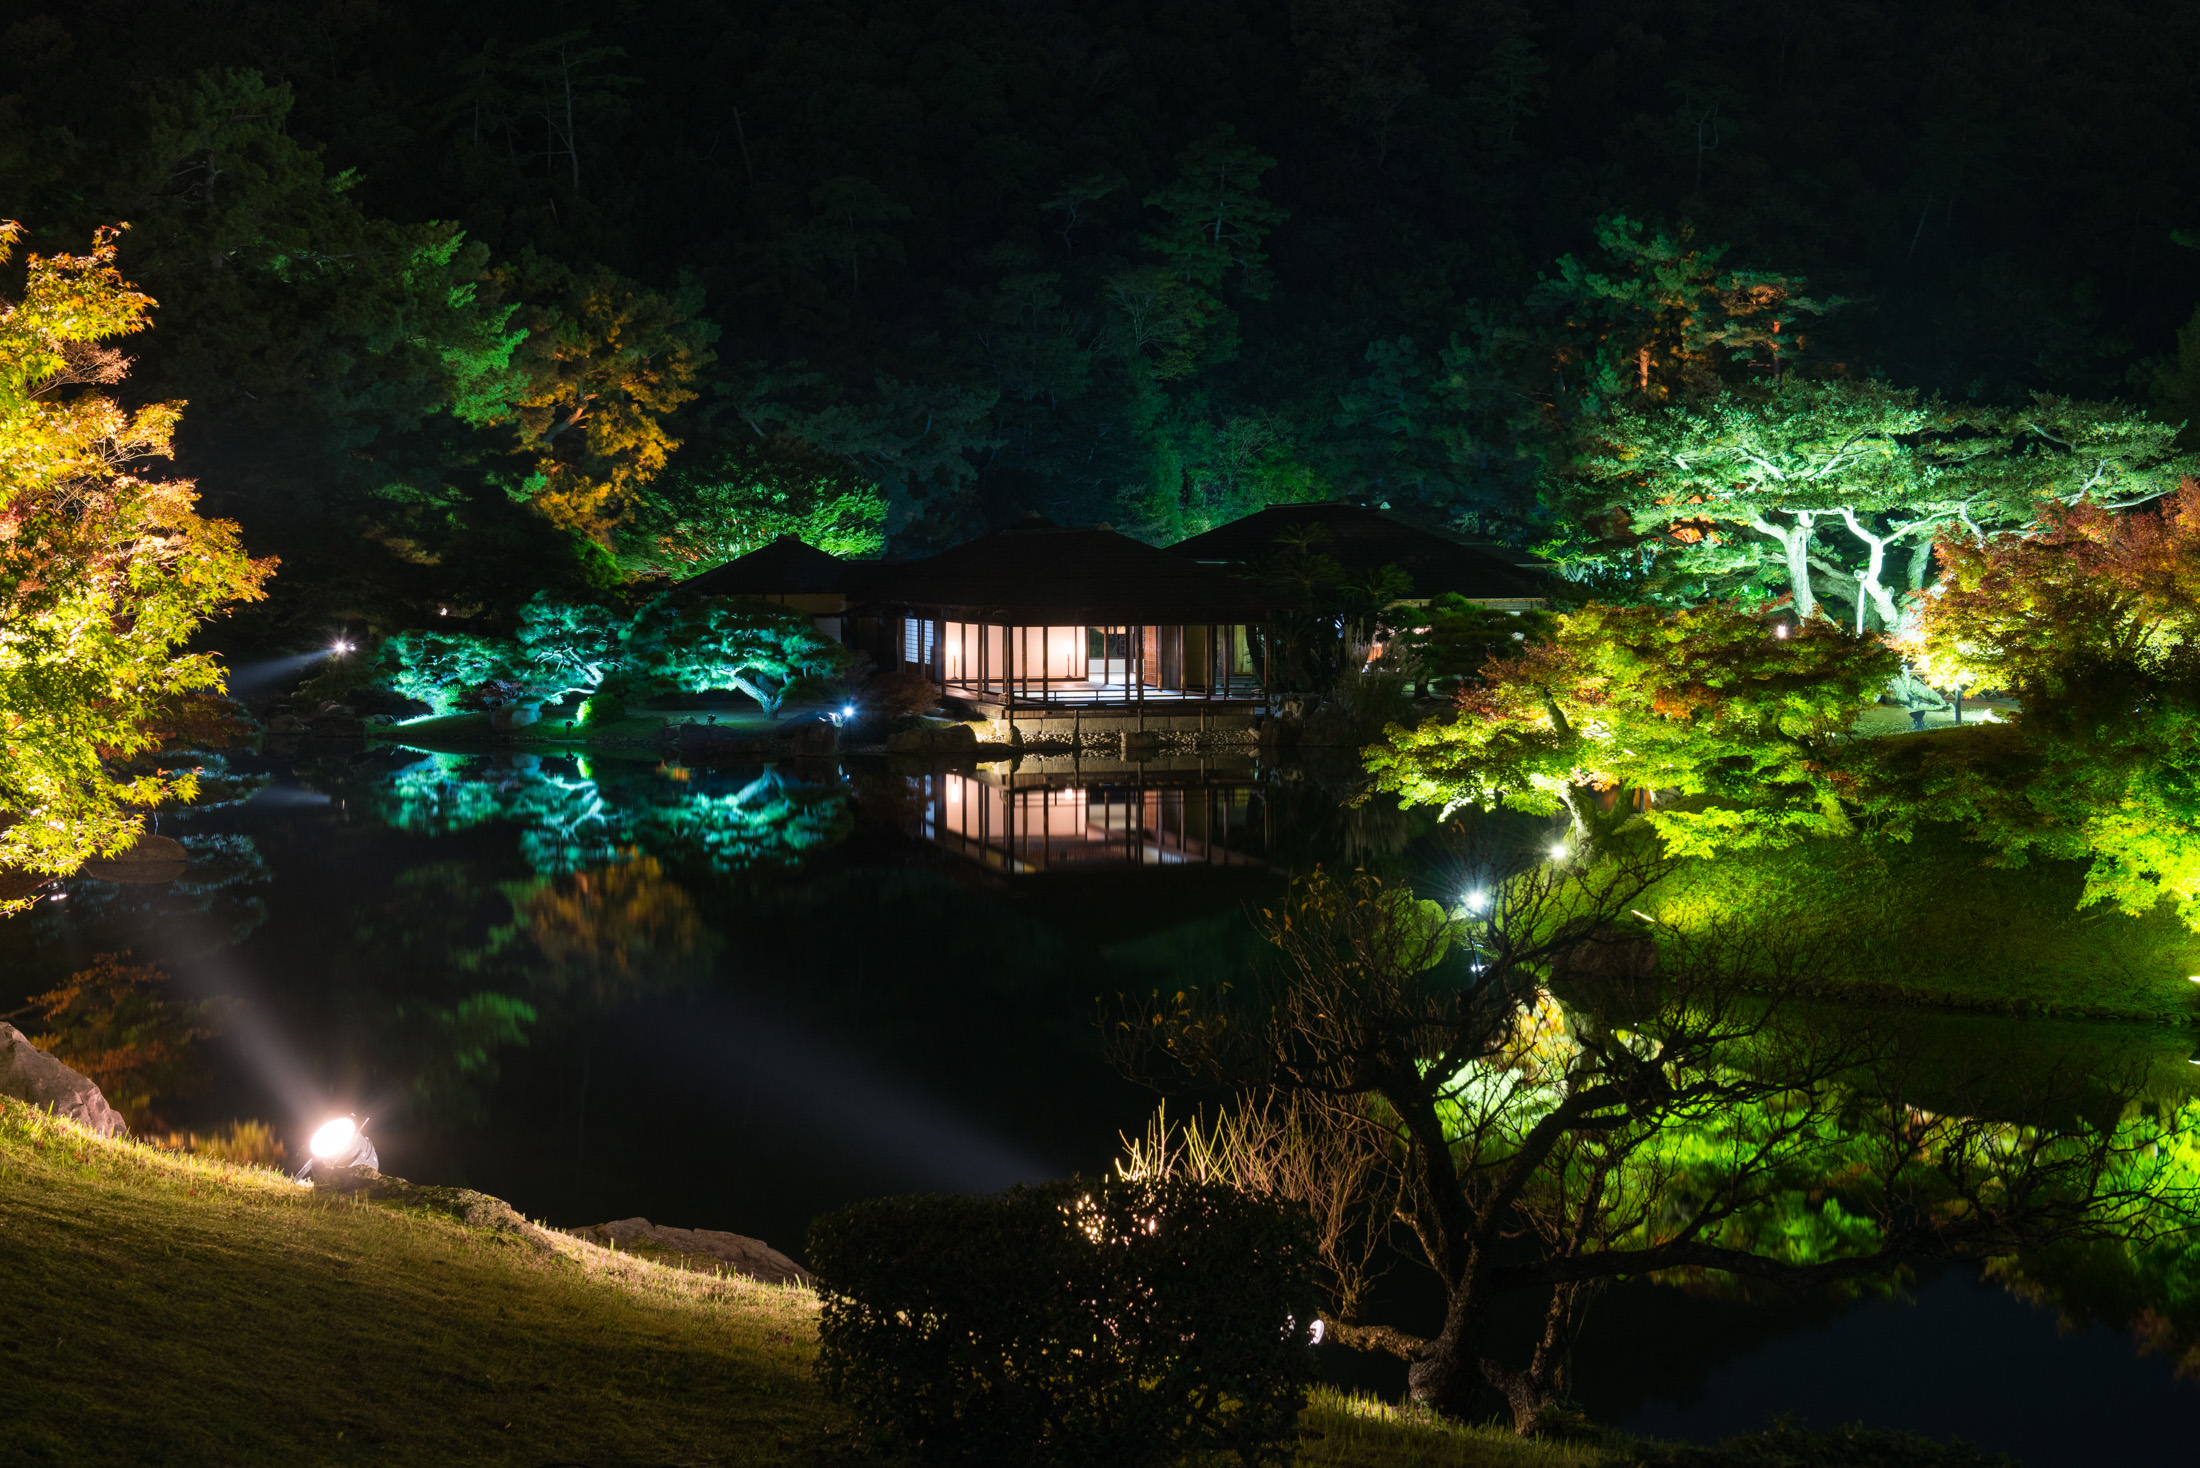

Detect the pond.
[{"left": 6, "top": 740, "right": 2197, "bottom": 1464}]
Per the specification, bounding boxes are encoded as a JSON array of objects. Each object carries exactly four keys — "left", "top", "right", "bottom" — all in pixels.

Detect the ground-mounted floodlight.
[
  {"left": 1464, "top": 889, "right": 1488, "bottom": 912},
  {"left": 295, "top": 1114, "right": 377, "bottom": 1184},
  {"left": 1548, "top": 842, "right": 1569, "bottom": 862}
]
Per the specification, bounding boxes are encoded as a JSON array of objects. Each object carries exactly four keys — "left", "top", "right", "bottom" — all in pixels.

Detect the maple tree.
[
  {"left": 493, "top": 254, "right": 717, "bottom": 546},
  {"left": 1367, "top": 601, "right": 1897, "bottom": 855},
  {"left": 0, "top": 222, "right": 272, "bottom": 896},
  {"left": 1895, "top": 482, "right": 2200, "bottom": 927}
]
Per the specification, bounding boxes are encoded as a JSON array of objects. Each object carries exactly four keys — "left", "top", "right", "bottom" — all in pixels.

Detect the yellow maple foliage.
[{"left": 0, "top": 222, "right": 273, "bottom": 899}]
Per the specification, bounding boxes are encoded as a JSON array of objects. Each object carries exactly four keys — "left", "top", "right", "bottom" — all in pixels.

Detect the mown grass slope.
[
  {"left": 2, "top": 1098, "right": 1602, "bottom": 1468},
  {"left": 0, "top": 1096, "right": 833, "bottom": 1466}
]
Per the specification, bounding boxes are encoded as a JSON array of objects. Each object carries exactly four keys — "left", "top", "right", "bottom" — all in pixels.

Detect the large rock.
[
  {"left": 312, "top": 1165, "right": 542, "bottom": 1243},
  {"left": 78, "top": 833, "right": 188, "bottom": 885},
  {"left": 0, "top": 1023, "right": 126, "bottom": 1136},
  {"left": 886, "top": 721, "right": 978, "bottom": 755},
  {"left": 566, "top": 1217, "right": 813, "bottom": 1286}
]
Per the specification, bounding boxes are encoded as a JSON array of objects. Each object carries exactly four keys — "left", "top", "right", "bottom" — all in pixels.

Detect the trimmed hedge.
[{"left": 808, "top": 1177, "right": 1321, "bottom": 1467}]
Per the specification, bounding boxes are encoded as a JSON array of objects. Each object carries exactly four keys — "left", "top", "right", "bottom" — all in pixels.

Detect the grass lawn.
[
  {"left": 1301, "top": 1394, "right": 1602, "bottom": 1467},
  {"left": 1641, "top": 821, "right": 2200, "bottom": 1025},
  {"left": 2, "top": 1099, "right": 1602, "bottom": 1468},
  {"left": 0, "top": 1097, "right": 833, "bottom": 1466}
]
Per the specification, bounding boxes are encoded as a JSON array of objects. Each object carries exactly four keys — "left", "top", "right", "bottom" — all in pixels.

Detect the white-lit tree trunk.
[{"left": 1747, "top": 510, "right": 1822, "bottom": 620}]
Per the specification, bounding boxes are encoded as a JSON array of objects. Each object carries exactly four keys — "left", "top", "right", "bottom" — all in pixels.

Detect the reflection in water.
[
  {"left": 9, "top": 743, "right": 2200, "bottom": 1463},
  {"left": 357, "top": 750, "right": 850, "bottom": 876},
  {"left": 915, "top": 767, "right": 1264, "bottom": 871}
]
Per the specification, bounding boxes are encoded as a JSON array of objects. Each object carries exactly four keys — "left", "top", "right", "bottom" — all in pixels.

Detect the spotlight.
[
  {"left": 296, "top": 1114, "right": 378, "bottom": 1183},
  {"left": 330, "top": 640, "right": 354, "bottom": 656},
  {"left": 1774, "top": 624, "right": 1790, "bottom": 639},
  {"left": 310, "top": 1117, "right": 358, "bottom": 1158},
  {"left": 843, "top": 705, "right": 855, "bottom": 718},
  {"left": 1464, "top": 889, "right": 1488, "bottom": 912},
  {"left": 1549, "top": 842, "right": 1569, "bottom": 862}
]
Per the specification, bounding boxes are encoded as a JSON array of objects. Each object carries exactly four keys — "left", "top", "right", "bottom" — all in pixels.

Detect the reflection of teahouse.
[
  {"left": 676, "top": 534, "right": 866, "bottom": 641},
  {"left": 1170, "top": 501, "right": 1552, "bottom": 612},
  {"left": 852, "top": 514, "right": 1270, "bottom": 733}
]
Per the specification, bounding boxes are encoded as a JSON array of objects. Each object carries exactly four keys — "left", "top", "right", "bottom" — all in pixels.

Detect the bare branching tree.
[{"left": 1110, "top": 841, "right": 2196, "bottom": 1432}]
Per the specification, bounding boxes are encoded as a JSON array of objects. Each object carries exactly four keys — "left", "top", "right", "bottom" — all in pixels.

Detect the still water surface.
[{"left": 6, "top": 742, "right": 2195, "bottom": 1462}]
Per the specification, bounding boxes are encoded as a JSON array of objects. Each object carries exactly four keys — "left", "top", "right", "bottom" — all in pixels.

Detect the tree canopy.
[
  {"left": 1368, "top": 601, "right": 1898, "bottom": 855},
  {"left": 0, "top": 222, "right": 271, "bottom": 893}
]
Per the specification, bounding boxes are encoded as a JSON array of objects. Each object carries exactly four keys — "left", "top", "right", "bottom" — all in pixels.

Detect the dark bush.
[{"left": 808, "top": 1177, "right": 1320, "bottom": 1467}]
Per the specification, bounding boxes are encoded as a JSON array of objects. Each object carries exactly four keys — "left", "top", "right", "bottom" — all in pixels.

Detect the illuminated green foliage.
[
  {"left": 1889, "top": 485, "right": 2200, "bottom": 928},
  {"left": 626, "top": 595, "right": 851, "bottom": 717},
  {"left": 1567, "top": 380, "right": 2198, "bottom": 635},
  {"left": 0, "top": 222, "right": 272, "bottom": 890},
  {"left": 511, "top": 593, "right": 632, "bottom": 702},
  {"left": 622, "top": 443, "right": 887, "bottom": 573},
  {"left": 377, "top": 630, "right": 515, "bottom": 714},
  {"left": 1367, "top": 602, "right": 1898, "bottom": 854}
]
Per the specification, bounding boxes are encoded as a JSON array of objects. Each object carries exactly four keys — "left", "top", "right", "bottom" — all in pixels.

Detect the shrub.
[{"left": 808, "top": 1177, "right": 1320, "bottom": 1467}]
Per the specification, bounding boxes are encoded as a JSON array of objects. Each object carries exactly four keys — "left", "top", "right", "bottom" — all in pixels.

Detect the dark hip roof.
[
  {"left": 1169, "top": 502, "right": 1552, "bottom": 601},
  {"left": 858, "top": 516, "right": 1264, "bottom": 623},
  {"left": 677, "top": 535, "right": 859, "bottom": 597}
]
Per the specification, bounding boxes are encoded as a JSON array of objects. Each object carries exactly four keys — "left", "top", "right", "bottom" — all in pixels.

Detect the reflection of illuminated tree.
[
  {"left": 1115, "top": 864, "right": 2195, "bottom": 1433},
  {"left": 1987, "top": 1102, "right": 2200, "bottom": 1380},
  {"left": 22, "top": 953, "right": 227, "bottom": 1130},
  {"left": 354, "top": 752, "right": 849, "bottom": 877},
  {"left": 507, "top": 855, "right": 717, "bottom": 1009},
  {"left": 630, "top": 769, "right": 851, "bottom": 874}
]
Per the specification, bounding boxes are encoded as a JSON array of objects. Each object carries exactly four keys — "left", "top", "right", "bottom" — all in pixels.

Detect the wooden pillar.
[
  {"left": 1005, "top": 621, "right": 1016, "bottom": 743},
  {"left": 1135, "top": 622, "right": 1145, "bottom": 733}
]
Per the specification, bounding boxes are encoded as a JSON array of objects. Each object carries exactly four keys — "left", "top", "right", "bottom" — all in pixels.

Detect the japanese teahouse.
[
  {"left": 1171, "top": 501, "right": 1552, "bottom": 609},
  {"left": 852, "top": 514, "right": 1268, "bottom": 735},
  {"left": 676, "top": 533, "right": 865, "bottom": 641}
]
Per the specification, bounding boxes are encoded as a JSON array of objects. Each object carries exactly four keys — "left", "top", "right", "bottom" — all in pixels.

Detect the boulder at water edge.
[
  {"left": 0, "top": 1023, "right": 127, "bottom": 1136},
  {"left": 78, "top": 833, "right": 187, "bottom": 885},
  {"left": 566, "top": 1217, "right": 814, "bottom": 1285}
]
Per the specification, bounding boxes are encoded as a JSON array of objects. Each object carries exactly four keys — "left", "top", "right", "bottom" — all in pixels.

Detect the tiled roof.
[
  {"left": 858, "top": 515, "right": 1264, "bottom": 623},
  {"left": 1170, "top": 502, "right": 1552, "bottom": 601},
  {"left": 677, "top": 535, "right": 861, "bottom": 596}
]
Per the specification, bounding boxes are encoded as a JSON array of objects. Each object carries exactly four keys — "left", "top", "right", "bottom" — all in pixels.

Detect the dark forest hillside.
[{"left": 5, "top": 0, "right": 2196, "bottom": 635}]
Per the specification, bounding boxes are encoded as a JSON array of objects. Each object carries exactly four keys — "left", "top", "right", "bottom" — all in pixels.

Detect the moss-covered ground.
[
  {"left": 1640, "top": 820, "right": 2200, "bottom": 1026},
  {"left": 0, "top": 1098, "right": 1601, "bottom": 1467}
]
